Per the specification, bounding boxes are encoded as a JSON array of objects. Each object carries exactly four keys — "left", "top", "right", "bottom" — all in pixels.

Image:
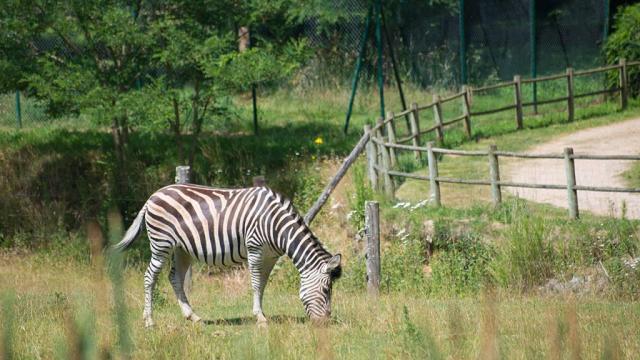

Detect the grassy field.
[
  {"left": 2, "top": 81, "right": 640, "bottom": 358},
  {"left": 1, "top": 252, "right": 639, "bottom": 359}
]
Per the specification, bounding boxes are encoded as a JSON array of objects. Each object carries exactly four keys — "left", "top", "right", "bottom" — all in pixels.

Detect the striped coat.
[{"left": 114, "top": 184, "right": 342, "bottom": 327}]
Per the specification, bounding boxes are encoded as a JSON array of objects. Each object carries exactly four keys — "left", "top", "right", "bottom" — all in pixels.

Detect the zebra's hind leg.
[
  {"left": 143, "top": 249, "right": 171, "bottom": 328},
  {"left": 169, "top": 248, "right": 201, "bottom": 323}
]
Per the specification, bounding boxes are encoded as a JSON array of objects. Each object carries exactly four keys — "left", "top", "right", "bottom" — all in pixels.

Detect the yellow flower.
[{"left": 314, "top": 137, "right": 324, "bottom": 145}]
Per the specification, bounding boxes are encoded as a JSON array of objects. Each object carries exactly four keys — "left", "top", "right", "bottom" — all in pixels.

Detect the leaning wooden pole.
[{"left": 304, "top": 130, "right": 371, "bottom": 225}]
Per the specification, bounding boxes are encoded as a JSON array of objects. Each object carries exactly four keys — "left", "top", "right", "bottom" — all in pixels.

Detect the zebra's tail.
[{"left": 112, "top": 205, "right": 147, "bottom": 252}]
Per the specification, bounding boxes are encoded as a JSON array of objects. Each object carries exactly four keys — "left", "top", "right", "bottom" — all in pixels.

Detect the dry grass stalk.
[
  {"left": 86, "top": 220, "right": 105, "bottom": 278},
  {"left": 63, "top": 310, "right": 81, "bottom": 360},
  {"left": 447, "top": 302, "right": 465, "bottom": 358},
  {"left": 314, "top": 326, "right": 334, "bottom": 360},
  {"left": 478, "top": 290, "right": 499, "bottom": 360},
  {"left": 546, "top": 307, "right": 562, "bottom": 360},
  {"left": 565, "top": 297, "right": 582, "bottom": 360}
]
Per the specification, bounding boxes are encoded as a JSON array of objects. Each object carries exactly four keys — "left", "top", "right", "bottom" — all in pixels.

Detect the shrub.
[
  {"left": 490, "top": 213, "right": 558, "bottom": 290},
  {"left": 604, "top": 3, "right": 640, "bottom": 97},
  {"left": 346, "top": 162, "right": 374, "bottom": 233},
  {"left": 430, "top": 232, "right": 494, "bottom": 295}
]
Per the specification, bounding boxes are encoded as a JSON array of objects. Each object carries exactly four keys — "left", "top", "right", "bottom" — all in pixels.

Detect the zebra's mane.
[{"left": 264, "top": 187, "right": 340, "bottom": 274}]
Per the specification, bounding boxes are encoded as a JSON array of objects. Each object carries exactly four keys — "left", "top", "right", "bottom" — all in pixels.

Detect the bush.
[
  {"left": 604, "top": 3, "right": 640, "bottom": 97},
  {"left": 490, "top": 213, "right": 558, "bottom": 290},
  {"left": 430, "top": 232, "right": 494, "bottom": 295}
]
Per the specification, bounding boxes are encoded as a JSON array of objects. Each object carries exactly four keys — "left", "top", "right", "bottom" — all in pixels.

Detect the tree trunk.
[
  {"left": 172, "top": 96, "right": 184, "bottom": 163},
  {"left": 111, "top": 111, "right": 130, "bottom": 219},
  {"left": 187, "top": 78, "right": 202, "bottom": 170}
]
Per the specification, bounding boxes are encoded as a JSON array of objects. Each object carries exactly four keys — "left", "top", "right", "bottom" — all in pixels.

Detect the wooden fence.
[
  {"left": 363, "top": 59, "right": 640, "bottom": 219},
  {"left": 379, "top": 59, "right": 639, "bottom": 148},
  {"left": 367, "top": 139, "right": 640, "bottom": 219}
]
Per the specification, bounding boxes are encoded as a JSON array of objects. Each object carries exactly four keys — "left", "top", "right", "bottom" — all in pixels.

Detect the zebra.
[{"left": 112, "top": 184, "right": 342, "bottom": 327}]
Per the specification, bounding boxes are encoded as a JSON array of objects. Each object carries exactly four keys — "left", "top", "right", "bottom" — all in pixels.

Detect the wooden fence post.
[
  {"left": 252, "top": 176, "right": 266, "bottom": 187},
  {"left": 364, "top": 125, "right": 378, "bottom": 189},
  {"left": 461, "top": 85, "right": 472, "bottom": 138},
  {"left": 365, "top": 201, "right": 381, "bottom": 296},
  {"left": 426, "top": 141, "right": 441, "bottom": 206},
  {"left": 563, "top": 148, "right": 579, "bottom": 219},
  {"left": 513, "top": 75, "right": 523, "bottom": 130},
  {"left": 619, "top": 58, "right": 628, "bottom": 110},
  {"left": 432, "top": 94, "right": 444, "bottom": 144},
  {"left": 175, "top": 166, "right": 191, "bottom": 184},
  {"left": 385, "top": 111, "right": 398, "bottom": 167},
  {"left": 567, "top": 68, "right": 575, "bottom": 122},
  {"left": 376, "top": 118, "right": 395, "bottom": 197},
  {"left": 409, "top": 103, "right": 421, "bottom": 159},
  {"left": 175, "top": 166, "right": 192, "bottom": 292},
  {"left": 488, "top": 145, "right": 502, "bottom": 206}
]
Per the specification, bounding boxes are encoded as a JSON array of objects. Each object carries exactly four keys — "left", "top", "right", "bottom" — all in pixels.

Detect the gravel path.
[{"left": 504, "top": 118, "right": 640, "bottom": 219}]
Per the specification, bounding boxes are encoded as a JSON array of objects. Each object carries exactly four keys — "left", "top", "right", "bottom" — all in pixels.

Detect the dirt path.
[{"left": 504, "top": 118, "right": 640, "bottom": 219}]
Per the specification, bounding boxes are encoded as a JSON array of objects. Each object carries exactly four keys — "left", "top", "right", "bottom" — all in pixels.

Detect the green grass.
[
  {"left": 2, "top": 79, "right": 640, "bottom": 358},
  {"left": 1, "top": 253, "right": 639, "bottom": 359},
  {"left": 623, "top": 163, "right": 640, "bottom": 188}
]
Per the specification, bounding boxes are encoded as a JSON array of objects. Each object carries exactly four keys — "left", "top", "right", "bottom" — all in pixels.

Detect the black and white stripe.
[{"left": 113, "top": 184, "right": 341, "bottom": 326}]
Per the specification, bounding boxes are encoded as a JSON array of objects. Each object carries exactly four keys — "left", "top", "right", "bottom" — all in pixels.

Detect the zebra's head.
[{"left": 299, "top": 254, "right": 342, "bottom": 322}]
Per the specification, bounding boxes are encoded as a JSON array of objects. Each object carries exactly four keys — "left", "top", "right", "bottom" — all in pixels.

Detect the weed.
[
  {"left": 490, "top": 212, "right": 558, "bottom": 290},
  {"left": 401, "top": 305, "right": 442, "bottom": 360},
  {"left": 346, "top": 162, "right": 374, "bottom": 232}
]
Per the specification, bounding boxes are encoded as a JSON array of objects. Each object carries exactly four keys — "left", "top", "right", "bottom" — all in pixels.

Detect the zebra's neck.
[{"left": 276, "top": 215, "right": 331, "bottom": 275}]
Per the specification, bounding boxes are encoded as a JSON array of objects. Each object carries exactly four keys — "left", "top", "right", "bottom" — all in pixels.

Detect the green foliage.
[
  {"left": 346, "top": 162, "right": 374, "bottom": 232},
  {"left": 381, "top": 236, "right": 429, "bottom": 293},
  {"left": 604, "top": 3, "right": 640, "bottom": 96},
  {"left": 401, "top": 306, "right": 443, "bottom": 360},
  {"left": 489, "top": 212, "right": 558, "bottom": 290},
  {"left": 1, "top": 291, "right": 16, "bottom": 359},
  {"left": 430, "top": 233, "right": 494, "bottom": 295}
]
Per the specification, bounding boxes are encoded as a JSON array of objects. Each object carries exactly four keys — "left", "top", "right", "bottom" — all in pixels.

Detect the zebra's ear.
[{"left": 324, "top": 254, "right": 341, "bottom": 274}]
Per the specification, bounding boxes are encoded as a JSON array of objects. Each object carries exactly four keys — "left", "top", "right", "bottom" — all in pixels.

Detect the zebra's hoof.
[
  {"left": 187, "top": 313, "right": 202, "bottom": 323},
  {"left": 256, "top": 314, "right": 268, "bottom": 328}
]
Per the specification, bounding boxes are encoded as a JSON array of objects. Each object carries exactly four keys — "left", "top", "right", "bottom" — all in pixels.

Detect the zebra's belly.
[{"left": 178, "top": 231, "right": 248, "bottom": 267}]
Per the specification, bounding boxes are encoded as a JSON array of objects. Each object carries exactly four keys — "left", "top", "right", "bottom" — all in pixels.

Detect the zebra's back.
[{"left": 144, "top": 184, "right": 270, "bottom": 267}]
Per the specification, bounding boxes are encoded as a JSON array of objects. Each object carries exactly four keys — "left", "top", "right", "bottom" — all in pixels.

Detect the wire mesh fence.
[{"left": 305, "top": 0, "right": 612, "bottom": 88}]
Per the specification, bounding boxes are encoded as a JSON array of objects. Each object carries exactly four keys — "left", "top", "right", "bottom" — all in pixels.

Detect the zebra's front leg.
[
  {"left": 247, "top": 249, "right": 278, "bottom": 325},
  {"left": 169, "top": 248, "right": 201, "bottom": 323}
]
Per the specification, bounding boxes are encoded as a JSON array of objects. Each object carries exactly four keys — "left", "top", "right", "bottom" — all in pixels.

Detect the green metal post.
[
  {"left": 344, "top": 6, "right": 373, "bottom": 134},
  {"left": 381, "top": 7, "right": 410, "bottom": 131},
  {"left": 15, "top": 91, "right": 22, "bottom": 129},
  {"left": 252, "top": 85, "right": 258, "bottom": 135},
  {"left": 458, "top": 0, "right": 467, "bottom": 85},
  {"left": 603, "top": 0, "right": 610, "bottom": 42},
  {"left": 530, "top": 0, "right": 537, "bottom": 114},
  {"left": 375, "top": 0, "right": 385, "bottom": 119},
  {"left": 250, "top": 28, "right": 259, "bottom": 135}
]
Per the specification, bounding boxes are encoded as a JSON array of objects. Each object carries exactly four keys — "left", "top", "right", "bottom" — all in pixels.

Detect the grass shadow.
[{"left": 202, "top": 314, "right": 307, "bottom": 326}]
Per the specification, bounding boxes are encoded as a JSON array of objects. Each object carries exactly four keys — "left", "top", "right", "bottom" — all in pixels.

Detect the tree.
[
  {"left": 604, "top": 3, "right": 640, "bottom": 96},
  {"left": 0, "top": 0, "right": 309, "bottom": 214}
]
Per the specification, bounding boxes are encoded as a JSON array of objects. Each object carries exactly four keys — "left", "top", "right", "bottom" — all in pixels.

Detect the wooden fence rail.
[{"left": 365, "top": 136, "right": 640, "bottom": 219}]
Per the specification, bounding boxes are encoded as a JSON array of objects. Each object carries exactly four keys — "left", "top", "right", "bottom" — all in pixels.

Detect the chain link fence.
[{"left": 304, "top": 0, "right": 613, "bottom": 89}]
